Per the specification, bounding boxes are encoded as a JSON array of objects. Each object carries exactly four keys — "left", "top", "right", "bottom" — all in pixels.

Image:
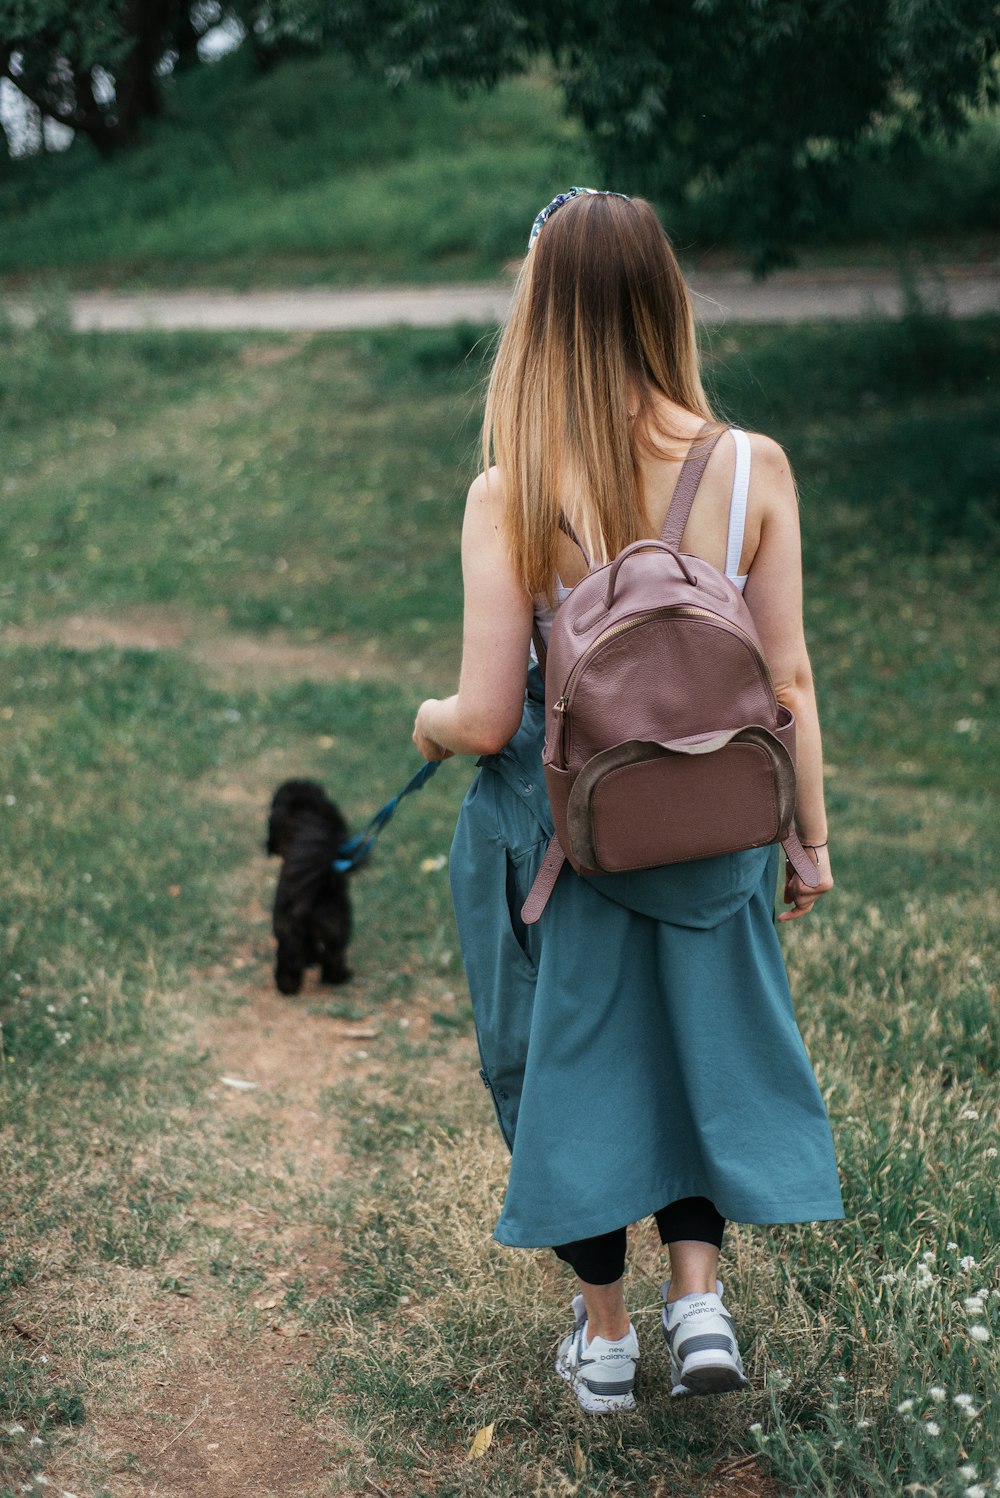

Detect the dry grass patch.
[{"left": 0, "top": 606, "right": 430, "bottom": 691}]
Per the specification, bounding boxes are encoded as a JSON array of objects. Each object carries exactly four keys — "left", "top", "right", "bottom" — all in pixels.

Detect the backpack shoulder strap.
[
  {"left": 559, "top": 510, "right": 591, "bottom": 567},
  {"left": 534, "top": 513, "right": 591, "bottom": 677},
  {"left": 659, "top": 423, "right": 727, "bottom": 550}
]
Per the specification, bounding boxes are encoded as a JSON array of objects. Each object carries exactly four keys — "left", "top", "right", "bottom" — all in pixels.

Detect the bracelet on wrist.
[{"left": 801, "top": 840, "right": 828, "bottom": 849}]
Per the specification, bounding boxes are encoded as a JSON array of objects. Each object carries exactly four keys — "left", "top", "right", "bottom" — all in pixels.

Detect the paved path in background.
[{"left": 25, "top": 267, "right": 999, "bottom": 331}]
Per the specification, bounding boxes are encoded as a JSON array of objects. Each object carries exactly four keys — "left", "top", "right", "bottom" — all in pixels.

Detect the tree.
[
  {"left": 0, "top": 1, "right": 336, "bottom": 153},
  {"left": 0, "top": 1, "right": 184, "bottom": 154},
  {"left": 548, "top": 0, "right": 1000, "bottom": 272},
  {"left": 333, "top": 0, "right": 1000, "bottom": 273}
]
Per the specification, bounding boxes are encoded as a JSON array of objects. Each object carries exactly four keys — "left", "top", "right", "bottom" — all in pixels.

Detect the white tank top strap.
[{"left": 725, "top": 427, "right": 751, "bottom": 581}]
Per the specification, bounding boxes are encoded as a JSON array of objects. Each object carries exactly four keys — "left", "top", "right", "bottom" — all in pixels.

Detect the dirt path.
[
  {"left": 0, "top": 604, "right": 449, "bottom": 691},
  {"left": 6, "top": 266, "right": 999, "bottom": 332},
  {"left": 41, "top": 966, "right": 372, "bottom": 1498},
  {"left": 18, "top": 611, "right": 392, "bottom": 1498}
]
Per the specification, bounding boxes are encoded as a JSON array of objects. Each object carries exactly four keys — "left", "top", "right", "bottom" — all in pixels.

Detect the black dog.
[{"left": 266, "top": 779, "right": 354, "bottom": 995}]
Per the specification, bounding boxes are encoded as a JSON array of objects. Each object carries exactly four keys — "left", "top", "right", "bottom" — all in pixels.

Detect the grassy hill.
[
  {"left": 1, "top": 46, "right": 999, "bottom": 289},
  {"left": 0, "top": 51, "right": 595, "bottom": 290}
]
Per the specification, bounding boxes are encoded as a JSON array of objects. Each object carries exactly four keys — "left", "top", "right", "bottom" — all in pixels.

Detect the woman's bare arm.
[
  {"left": 742, "top": 436, "right": 833, "bottom": 920},
  {"left": 414, "top": 472, "right": 533, "bottom": 759}
]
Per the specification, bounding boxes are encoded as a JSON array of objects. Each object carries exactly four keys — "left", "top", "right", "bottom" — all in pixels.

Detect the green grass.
[
  {"left": 1, "top": 311, "right": 998, "bottom": 1495},
  {"left": 0, "top": 52, "right": 595, "bottom": 290},
  {"left": 0, "top": 48, "right": 997, "bottom": 290}
]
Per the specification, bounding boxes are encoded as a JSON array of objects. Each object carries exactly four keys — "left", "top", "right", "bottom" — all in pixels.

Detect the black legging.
[{"left": 553, "top": 1196, "right": 725, "bottom": 1285}]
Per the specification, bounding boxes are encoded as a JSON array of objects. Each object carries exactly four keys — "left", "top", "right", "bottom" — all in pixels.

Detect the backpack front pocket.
[{"left": 566, "top": 728, "right": 796, "bottom": 874}]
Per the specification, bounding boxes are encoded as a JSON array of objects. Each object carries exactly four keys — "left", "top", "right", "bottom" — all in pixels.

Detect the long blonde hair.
[{"left": 483, "top": 193, "right": 717, "bottom": 601}]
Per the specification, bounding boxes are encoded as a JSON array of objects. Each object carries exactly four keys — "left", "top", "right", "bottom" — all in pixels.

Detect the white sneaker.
[
  {"left": 555, "top": 1293, "right": 639, "bottom": 1413},
  {"left": 661, "top": 1280, "right": 749, "bottom": 1398}
]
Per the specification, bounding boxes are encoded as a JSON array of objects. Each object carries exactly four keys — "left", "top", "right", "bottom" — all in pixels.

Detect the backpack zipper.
[{"left": 552, "top": 605, "right": 776, "bottom": 765}]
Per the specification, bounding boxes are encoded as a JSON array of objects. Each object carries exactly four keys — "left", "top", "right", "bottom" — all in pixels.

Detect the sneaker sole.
[
  {"left": 670, "top": 1350, "right": 749, "bottom": 1399},
  {"left": 556, "top": 1355, "right": 637, "bottom": 1414}
]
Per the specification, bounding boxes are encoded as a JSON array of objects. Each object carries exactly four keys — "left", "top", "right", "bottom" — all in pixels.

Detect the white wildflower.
[
  {"left": 7, "top": 1424, "right": 25, "bottom": 1434},
  {"left": 4, "top": 794, "right": 16, "bottom": 806},
  {"left": 960, "top": 1467, "right": 978, "bottom": 1481},
  {"left": 897, "top": 1398, "right": 915, "bottom": 1414},
  {"left": 960, "top": 1108, "right": 980, "bottom": 1120},
  {"left": 970, "top": 1324, "right": 991, "bottom": 1343},
  {"left": 929, "top": 1386, "right": 947, "bottom": 1401},
  {"left": 922, "top": 1248, "right": 936, "bottom": 1261},
  {"left": 29, "top": 1436, "right": 43, "bottom": 1447},
  {"left": 961, "top": 1256, "right": 978, "bottom": 1270},
  {"left": 965, "top": 1487, "right": 987, "bottom": 1498},
  {"left": 55, "top": 1031, "right": 71, "bottom": 1046},
  {"left": 964, "top": 1297, "right": 987, "bottom": 1315},
  {"left": 948, "top": 1241, "right": 960, "bottom": 1250},
  {"left": 749, "top": 1422, "right": 763, "bottom": 1434},
  {"left": 955, "top": 1393, "right": 976, "bottom": 1409},
  {"left": 45, "top": 1004, "right": 56, "bottom": 1015},
  {"left": 78, "top": 995, "right": 89, "bottom": 1005},
  {"left": 986, "top": 1148, "right": 998, "bottom": 1160},
  {"left": 924, "top": 1419, "right": 941, "bottom": 1435}
]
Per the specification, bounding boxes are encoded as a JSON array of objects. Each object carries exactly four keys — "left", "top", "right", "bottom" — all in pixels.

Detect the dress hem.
[{"left": 493, "top": 1186, "right": 845, "bottom": 1249}]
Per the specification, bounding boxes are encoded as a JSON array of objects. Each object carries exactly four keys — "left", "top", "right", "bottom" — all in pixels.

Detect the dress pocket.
[{"left": 451, "top": 768, "right": 546, "bottom": 1151}]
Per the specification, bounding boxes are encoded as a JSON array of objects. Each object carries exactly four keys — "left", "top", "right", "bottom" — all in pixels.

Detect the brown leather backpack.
[{"left": 521, "top": 424, "right": 821, "bottom": 925}]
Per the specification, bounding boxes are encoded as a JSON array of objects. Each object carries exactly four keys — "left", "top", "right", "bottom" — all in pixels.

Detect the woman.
[{"left": 413, "top": 188, "right": 841, "bottom": 1415}]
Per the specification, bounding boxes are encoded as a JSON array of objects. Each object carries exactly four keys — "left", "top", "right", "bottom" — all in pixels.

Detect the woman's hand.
[
  {"left": 779, "top": 844, "right": 834, "bottom": 921},
  {"left": 413, "top": 699, "right": 455, "bottom": 763}
]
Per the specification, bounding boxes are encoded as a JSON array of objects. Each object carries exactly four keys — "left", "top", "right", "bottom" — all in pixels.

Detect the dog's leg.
[
  {"left": 274, "top": 935, "right": 306, "bottom": 996},
  {"left": 318, "top": 889, "right": 353, "bottom": 985},
  {"left": 320, "top": 949, "right": 352, "bottom": 985}
]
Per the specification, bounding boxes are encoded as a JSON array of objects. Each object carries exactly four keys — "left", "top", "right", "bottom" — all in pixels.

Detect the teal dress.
[{"left": 449, "top": 666, "right": 843, "bottom": 1248}]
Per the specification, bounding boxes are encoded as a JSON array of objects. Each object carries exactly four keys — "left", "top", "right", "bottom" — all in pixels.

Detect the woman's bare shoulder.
[
  {"left": 744, "top": 430, "right": 791, "bottom": 469},
  {"left": 469, "top": 465, "right": 503, "bottom": 496},
  {"left": 745, "top": 431, "right": 797, "bottom": 512},
  {"left": 466, "top": 466, "right": 506, "bottom": 514},
  {"left": 463, "top": 468, "right": 512, "bottom": 555}
]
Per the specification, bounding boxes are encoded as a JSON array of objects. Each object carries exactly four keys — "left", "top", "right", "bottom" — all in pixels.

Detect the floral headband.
[{"left": 527, "top": 186, "right": 632, "bottom": 248}]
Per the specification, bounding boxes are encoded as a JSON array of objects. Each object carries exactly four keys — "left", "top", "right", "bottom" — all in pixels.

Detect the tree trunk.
[
  {"left": 171, "top": 6, "right": 203, "bottom": 70},
  {"left": 112, "top": 0, "right": 179, "bottom": 146}
]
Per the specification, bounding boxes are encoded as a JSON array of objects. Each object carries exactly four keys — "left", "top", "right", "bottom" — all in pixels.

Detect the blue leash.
[{"left": 331, "top": 759, "right": 442, "bottom": 873}]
